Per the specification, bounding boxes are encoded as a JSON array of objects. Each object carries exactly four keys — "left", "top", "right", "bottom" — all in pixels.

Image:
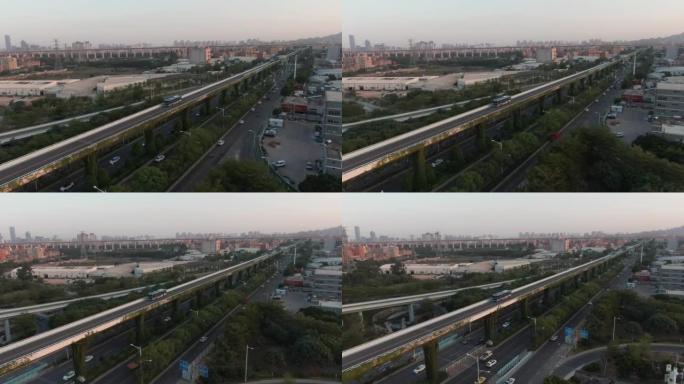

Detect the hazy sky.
[
  {"left": 1, "top": 0, "right": 341, "bottom": 47},
  {"left": 343, "top": 194, "right": 684, "bottom": 238},
  {"left": 344, "top": 0, "right": 684, "bottom": 47},
  {"left": 0, "top": 194, "right": 341, "bottom": 240}
]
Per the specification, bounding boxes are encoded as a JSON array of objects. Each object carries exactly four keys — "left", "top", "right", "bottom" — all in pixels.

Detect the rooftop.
[{"left": 657, "top": 82, "right": 684, "bottom": 91}]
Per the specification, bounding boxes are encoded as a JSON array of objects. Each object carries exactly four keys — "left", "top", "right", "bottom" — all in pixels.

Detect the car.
[
  {"left": 60, "top": 182, "right": 75, "bottom": 192},
  {"left": 199, "top": 336, "right": 208, "bottom": 343},
  {"left": 85, "top": 355, "right": 94, "bottom": 363},
  {"left": 109, "top": 156, "right": 121, "bottom": 165},
  {"left": 217, "top": 140, "right": 225, "bottom": 146},
  {"left": 585, "top": 108, "right": 590, "bottom": 112},
  {"left": 502, "top": 321, "right": 511, "bottom": 328},
  {"left": 486, "top": 359, "right": 497, "bottom": 368},
  {"left": 595, "top": 99, "right": 599, "bottom": 103},
  {"left": 325, "top": 139, "right": 332, "bottom": 144},
  {"left": 239, "top": 120, "right": 245, "bottom": 124},
  {"left": 257, "top": 101, "right": 262, "bottom": 105},
  {"left": 154, "top": 154, "right": 165, "bottom": 163},
  {"left": 305, "top": 161, "right": 314, "bottom": 170},
  {"left": 505, "top": 378, "right": 516, "bottom": 384},
  {"left": 163, "top": 316, "right": 171, "bottom": 322},
  {"left": 413, "top": 364, "right": 426, "bottom": 374},
  {"left": 63, "top": 371, "right": 76, "bottom": 381},
  {"left": 272, "top": 160, "right": 286, "bottom": 168},
  {"left": 251, "top": 108, "right": 256, "bottom": 112},
  {"left": 194, "top": 112, "right": 201, "bottom": 117},
  {"left": 431, "top": 159, "right": 444, "bottom": 168},
  {"left": 264, "top": 129, "right": 276, "bottom": 137},
  {"left": 615, "top": 131, "right": 625, "bottom": 138},
  {"left": 550, "top": 335, "right": 559, "bottom": 342}
]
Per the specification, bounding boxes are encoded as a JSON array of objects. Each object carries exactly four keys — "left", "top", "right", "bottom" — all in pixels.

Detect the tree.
[
  {"left": 128, "top": 166, "right": 169, "bottom": 192},
  {"left": 196, "top": 161, "right": 285, "bottom": 192},
  {"left": 16, "top": 264, "right": 33, "bottom": 281},
  {"left": 298, "top": 174, "right": 341, "bottom": 192}
]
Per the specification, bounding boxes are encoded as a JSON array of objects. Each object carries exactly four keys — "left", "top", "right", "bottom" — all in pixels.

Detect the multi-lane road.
[
  {"left": 342, "top": 58, "right": 627, "bottom": 183},
  {"left": 0, "top": 53, "right": 295, "bottom": 190},
  {"left": 343, "top": 246, "right": 631, "bottom": 372},
  {"left": 0, "top": 246, "right": 289, "bottom": 376}
]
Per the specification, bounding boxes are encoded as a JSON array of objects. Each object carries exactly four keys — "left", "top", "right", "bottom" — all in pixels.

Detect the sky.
[
  {"left": 343, "top": 194, "right": 684, "bottom": 238},
  {"left": 0, "top": 194, "right": 341, "bottom": 240},
  {"left": 1, "top": 0, "right": 341, "bottom": 47},
  {"left": 344, "top": 0, "right": 684, "bottom": 48}
]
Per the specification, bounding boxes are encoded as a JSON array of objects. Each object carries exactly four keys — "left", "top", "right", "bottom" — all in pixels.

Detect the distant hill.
[
  {"left": 287, "top": 32, "right": 342, "bottom": 46},
  {"left": 629, "top": 32, "right": 684, "bottom": 46},
  {"left": 627, "top": 225, "right": 684, "bottom": 238}
]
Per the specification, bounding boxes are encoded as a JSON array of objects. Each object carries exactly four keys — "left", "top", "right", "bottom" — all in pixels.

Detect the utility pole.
[
  {"left": 293, "top": 55, "right": 297, "bottom": 80},
  {"left": 632, "top": 53, "right": 636, "bottom": 77},
  {"left": 640, "top": 242, "right": 643, "bottom": 264},
  {"left": 293, "top": 246, "right": 297, "bottom": 266},
  {"left": 244, "top": 344, "right": 254, "bottom": 383}
]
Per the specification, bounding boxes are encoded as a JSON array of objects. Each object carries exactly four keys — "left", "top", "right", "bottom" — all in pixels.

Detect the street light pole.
[
  {"left": 130, "top": 344, "right": 143, "bottom": 384},
  {"left": 244, "top": 344, "right": 254, "bottom": 383},
  {"left": 466, "top": 353, "right": 480, "bottom": 382},
  {"left": 612, "top": 316, "right": 621, "bottom": 341}
]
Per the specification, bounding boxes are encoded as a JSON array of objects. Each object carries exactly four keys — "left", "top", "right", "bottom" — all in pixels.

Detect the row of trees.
[
  {"left": 527, "top": 127, "right": 684, "bottom": 192},
  {"left": 206, "top": 302, "right": 340, "bottom": 382}
]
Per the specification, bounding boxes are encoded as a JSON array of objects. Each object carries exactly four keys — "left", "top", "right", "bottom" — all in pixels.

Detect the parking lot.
[
  {"left": 604, "top": 105, "right": 654, "bottom": 144},
  {"left": 281, "top": 289, "right": 312, "bottom": 313},
  {"left": 263, "top": 119, "right": 322, "bottom": 186}
]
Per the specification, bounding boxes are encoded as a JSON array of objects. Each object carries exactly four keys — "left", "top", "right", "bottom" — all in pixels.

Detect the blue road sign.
[
  {"left": 198, "top": 365, "right": 209, "bottom": 378},
  {"left": 179, "top": 360, "right": 189, "bottom": 370},
  {"left": 580, "top": 329, "right": 589, "bottom": 339}
]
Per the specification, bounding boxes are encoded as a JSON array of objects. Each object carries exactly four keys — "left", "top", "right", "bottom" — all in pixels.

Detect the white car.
[
  {"left": 163, "top": 316, "right": 171, "bottom": 322},
  {"left": 217, "top": 140, "right": 225, "bottom": 146},
  {"left": 257, "top": 101, "right": 262, "bottom": 105},
  {"left": 585, "top": 108, "right": 590, "bottom": 112},
  {"left": 251, "top": 108, "right": 256, "bottom": 111},
  {"left": 239, "top": 120, "right": 245, "bottom": 124},
  {"left": 502, "top": 321, "right": 510, "bottom": 328},
  {"left": 63, "top": 371, "right": 76, "bottom": 381},
  {"left": 505, "top": 378, "right": 516, "bottom": 384},
  {"left": 413, "top": 364, "right": 426, "bottom": 374},
  {"left": 199, "top": 336, "right": 208, "bottom": 343},
  {"left": 486, "top": 359, "right": 497, "bottom": 368},
  {"left": 60, "top": 182, "right": 75, "bottom": 192},
  {"left": 431, "top": 159, "right": 444, "bottom": 168},
  {"left": 154, "top": 154, "right": 166, "bottom": 163},
  {"left": 550, "top": 335, "right": 559, "bottom": 342},
  {"left": 85, "top": 355, "right": 94, "bottom": 363},
  {"left": 272, "top": 160, "right": 286, "bottom": 168},
  {"left": 109, "top": 156, "right": 121, "bottom": 165},
  {"left": 615, "top": 131, "right": 625, "bottom": 138}
]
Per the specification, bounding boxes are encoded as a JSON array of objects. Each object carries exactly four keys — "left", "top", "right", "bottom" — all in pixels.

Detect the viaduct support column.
[
  {"left": 195, "top": 290, "right": 204, "bottom": 308},
  {"left": 583, "top": 270, "right": 589, "bottom": 283},
  {"left": 135, "top": 314, "right": 146, "bottom": 345},
  {"left": 519, "top": 298, "right": 529, "bottom": 319},
  {"left": 3, "top": 319, "right": 10, "bottom": 343},
  {"left": 71, "top": 339, "right": 88, "bottom": 379},
  {"left": 543, "top": 288, "right": 550, "bottom": 306},
  {"left": 172, "top": 298, "right": 181, "bottom": 319},
  {"left": 408, "top": 303, "right": 416, "bottom": 324},
  {"left": 574, "top": 275, "right": 580, "bottom": 289},
  {"left": 538, "top": 96, "right": 545, "bottom": 115},
  {"left": 555, "top": 89, "right": 562, "bottom": 105},
  {"left": 214, "top": 281, "right": 221, "bottom": 297},
  {"left": 358, "top": 312, "right": 364, "bottom": 331},
  {"left": 484, "top": 312, "right": 498, "bottom": 341},
  {"left": 422, "top": 340, "right": 439, "bottom": 384}
]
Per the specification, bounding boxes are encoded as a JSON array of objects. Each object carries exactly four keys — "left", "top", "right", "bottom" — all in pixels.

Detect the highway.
[
  {"left": 342, "top": 58, "right": 625, "bottom": 183},
  {"left": 0, "top": 52, "right": 296, "bottom": 191},
  {"left": 0, "top": 245, "right": 291, "bottom": 375},
  {"left": 0, "top": 285, "right": 152, "bottom": 321},
  {"left": 342, "top": 245, "right": 632, "bottom": 372},
  {"left": 342, "top": 280, "right": 516, "bottom": 315}
]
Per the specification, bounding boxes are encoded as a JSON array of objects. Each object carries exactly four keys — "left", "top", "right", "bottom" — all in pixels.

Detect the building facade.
[{"left": 656, "top": 82, "right": 684, "bottom": 118}]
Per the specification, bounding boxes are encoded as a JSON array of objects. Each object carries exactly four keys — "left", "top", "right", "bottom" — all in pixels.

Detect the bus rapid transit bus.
[
  {"left": 147, "top": 289, "right": 167, "bottom": 300},
  {"left": 491, "top": 290, "right": 512, "bottom": 302},
  {"left": 162, "top": 95, "right": 182, "bottom": 107},
  {"left": 491, "top": 95, "right": 512, "bottom": 107}
]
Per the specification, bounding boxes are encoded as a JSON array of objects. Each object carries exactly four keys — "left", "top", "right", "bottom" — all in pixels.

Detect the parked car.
[
  {"left": 109, "top": 156, "right": 121, "bottom": 165},
  {"left": 154, "top": 154, "right": 165, "bottom": 163},
  {"left": 163, "top": 316, "right": 171, "bottom": 322},
  {"left": 505, "top": 378, "right": 516, "bottom": 384},
  {"left": 272, "top": 160, "right": 286, "bottom": 168},
  {"left": 85, "top": 355, "right": 94, "bottom": 363},
  {"left": 486, "top": 359, "right": 497, "bottom": 368},
  {"left": 239, "top": 120, "right": 245, "bottom": 124},
  {"left": 217, "top": 140, "right": 225, "bottom": 146},
  {"left": 305, "top": 161, "right": 314, "bottom": 170},
  {"left": 60, "top": 182, "right": 75, "bottom": 192},
  {"left": 199, "top": 336, "right": 208, "bottom": 343},
  {"left": 550, "top": 335, "right": 559, "bottom": 342},
  {"left": 63, "top": 371, "right": 76, "bottom": 381},
  {"left": 615, "top": 131, "right": 625, "bottom": 138},
  {"left": 413, "top": 364, "right": 426, "bottom": 374},
  {"left": 502, "top": 321, "right": 511, "bottom": 328}
]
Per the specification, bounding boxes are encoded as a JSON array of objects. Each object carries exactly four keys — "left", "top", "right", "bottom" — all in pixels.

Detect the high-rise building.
[
  {"left": 364, "top": 39, "right": 371, "bottom": 50},
  {"left": 25, "top": 231, "right": 31, "bottom": 241},
  {"left": 354, "top": 226, "right": 361, "bottom": 242},
  {"left": 370, "top": 231, "right": 377, "bottom": 241},
  {"left": 349, "top": 35, "right": 356, "bottom": 51},
  {"left": 656, "top": 82, "right": 684, "bottom": 118},
  {"left": 4, "top": 35, "right": 11, "bottom": 52},
  {"left": 536, "top": 47, "right": 557, "bottom": 64},
  {"left": 9, "top": 226, "right": 16, "bottom": 243}
]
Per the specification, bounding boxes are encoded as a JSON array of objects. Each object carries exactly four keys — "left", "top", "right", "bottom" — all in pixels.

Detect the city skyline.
[
  {"left": 343, "top": 0, "right": 684, "bottom": 48},
  {"left": 342, "top": 194, "right": 684, "bottom": 238},
  {"left": 0, "top": 194, "right": 341, "bottom": 240},
  {"left": 0, "top": 0, "right": 341, "bottom": 47}
]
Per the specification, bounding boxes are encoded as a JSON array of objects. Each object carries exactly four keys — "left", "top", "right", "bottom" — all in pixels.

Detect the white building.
[
  {"left": 96, "top": 76, "right": 147, "bottom": 94},
  {"left": 536, "top": 47, "right": 557, "bottom": 64},
  {"left": 189, "top": 47, "right": 211, "bottom": 65},
  {"left": 343, "top": 77, "right": 423, "bottom": 92},
  {"left": 0, "top": 80, "right": 61, "bottom": 96}
]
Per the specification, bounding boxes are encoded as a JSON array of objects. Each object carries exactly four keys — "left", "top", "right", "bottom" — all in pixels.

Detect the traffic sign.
[
  {"left": 179, "top": 360, "right": 189, "bottom": 370},
  {"left": 198, "top": 365, "right": 209, "bottom": 378}
]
